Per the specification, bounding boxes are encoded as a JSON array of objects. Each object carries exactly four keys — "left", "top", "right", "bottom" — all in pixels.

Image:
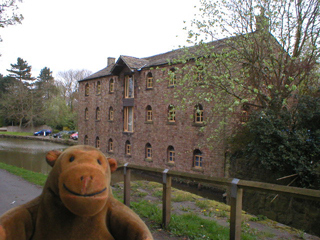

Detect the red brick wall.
[{"left": 78, "top": 65, "right": 226, "bottom": 177}]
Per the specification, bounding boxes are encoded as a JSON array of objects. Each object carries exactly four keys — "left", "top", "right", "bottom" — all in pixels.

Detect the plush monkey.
[{"left": 0, "top": 145, "right": 153, "bottom": 240}]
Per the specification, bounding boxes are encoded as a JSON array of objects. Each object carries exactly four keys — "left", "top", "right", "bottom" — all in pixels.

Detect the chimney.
[{"left": 108, "top": 57, "right": 116, "bottom": 66}]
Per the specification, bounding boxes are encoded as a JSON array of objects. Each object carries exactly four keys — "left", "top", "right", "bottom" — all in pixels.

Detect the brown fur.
[{"left": 0, "top": 145, "right": 153, "bottom": 240}]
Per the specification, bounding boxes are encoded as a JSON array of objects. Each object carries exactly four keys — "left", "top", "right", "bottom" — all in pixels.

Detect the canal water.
[{"left": 0, "top": 137, "right": 224, "bottom": 201}]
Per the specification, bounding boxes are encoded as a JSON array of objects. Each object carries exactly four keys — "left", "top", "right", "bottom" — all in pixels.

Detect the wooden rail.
[{"left": 118, "top": 164, "right": 320, "bottom": 240}]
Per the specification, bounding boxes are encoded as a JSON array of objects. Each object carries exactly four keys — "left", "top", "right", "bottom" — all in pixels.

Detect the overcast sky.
[{"left": 0, "top": 0, "right": 200, "bottom": 78}]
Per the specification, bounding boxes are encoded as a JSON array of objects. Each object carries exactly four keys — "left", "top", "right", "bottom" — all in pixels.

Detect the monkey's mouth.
[{"left": 63, "top": 184, "right": 107, "bottom": 197}]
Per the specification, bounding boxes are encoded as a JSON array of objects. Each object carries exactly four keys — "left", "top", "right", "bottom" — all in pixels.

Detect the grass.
[
  {"left": 172, "top": 189, "right": 201, "bottom": 202},
  {"left": 131, "top": 200, "right": 257, "bottom": 240},
  {"left": 0, "top": 162, "right": 47, "bottom": 186},
  {"left": 0, "top": 131, "right": 33, "bottom": 136}
]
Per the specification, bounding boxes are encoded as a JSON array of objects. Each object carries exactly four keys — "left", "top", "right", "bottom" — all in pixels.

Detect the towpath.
[{"left": 0, "top": 169, "right": 42, "bottom": 215}]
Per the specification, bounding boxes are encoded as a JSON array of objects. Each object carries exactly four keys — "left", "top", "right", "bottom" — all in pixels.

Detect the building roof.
[{"left": 79, "top": 35, "right": 241, "bottom": 82}]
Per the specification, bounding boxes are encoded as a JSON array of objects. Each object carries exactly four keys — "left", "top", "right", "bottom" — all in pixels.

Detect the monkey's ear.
[
  {"left": 46, "top": 150, "right": 62, "bottom": 167},
  {"left": 107, "top": 158, "right": 117, "bottom": 173}
]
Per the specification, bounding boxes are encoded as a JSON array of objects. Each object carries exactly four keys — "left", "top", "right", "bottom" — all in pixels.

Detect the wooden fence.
[{"left": 118, "top": 163, "right": 320, "bottom": 240}]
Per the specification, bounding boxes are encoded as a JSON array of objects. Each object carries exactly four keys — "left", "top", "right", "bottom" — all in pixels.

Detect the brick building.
[{"left": 78, "top": 46, "right": 230, "bottom": 177}]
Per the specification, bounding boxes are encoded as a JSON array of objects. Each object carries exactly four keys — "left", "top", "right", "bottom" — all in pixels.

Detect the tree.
[
  {"left": 56, "top": 69, "right": 92, "bottom": 129},
  {"left": 0, "top": 0, "right": 23, "bottom": 43},
  {"left": 0, "top": 80, "right": 30, "bottom": 127},
  {"left": 1, "top": 57, "right": 36, "bottom": 128},
  {"left": 168, "top": 0, "right": 320, "bottom": 186},
  {"left": 36, "top": 67, "right": 58, "bottom": 100},
  {"left": 175, "top": 0, "right": 319, "bottom": 113},
  {"left": 7, "top": 57, "right": 34, "bottom": 85},
  {"left": 169, "top": 0, "right": 319, "bottom": 137},
  {"left": 232, "top": 94, "right": 320, "bottom": 188}
]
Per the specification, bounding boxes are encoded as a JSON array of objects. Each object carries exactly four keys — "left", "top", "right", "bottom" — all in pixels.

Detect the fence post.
[
  {"left": 162, "top": 169, "right": 171, "bottom": 228},
  {"left": 123, "top": 163, "right": 131, "bottom": 207},
  {"left": 229, "top": 178, "right": 243, "bottom": 240}
]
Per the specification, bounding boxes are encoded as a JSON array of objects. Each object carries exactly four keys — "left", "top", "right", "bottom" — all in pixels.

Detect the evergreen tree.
[
  {"left": 7, "top": 57, "right": 34, "bottom": 86},
  {"left": 0, "top": 58, "right": 35, "bottom": 128},
  {"left": 36, "top": 67, "right": 57, "bottom": 100}
]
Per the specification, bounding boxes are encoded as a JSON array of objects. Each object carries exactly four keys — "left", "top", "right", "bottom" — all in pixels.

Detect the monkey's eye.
[
  {"left": 69, "top": 156, "right": 75, "bottom": 162},
  {"left": 97, "top": 159, "right": 102, "bottom": 165}
]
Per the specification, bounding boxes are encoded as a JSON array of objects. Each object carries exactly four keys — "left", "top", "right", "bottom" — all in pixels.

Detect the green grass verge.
[
  {"left": 0, "top": 162, "right": 47, "bottom": 186},
  {"left": 131, "top": 200, "right": 257, "bottom": 240},
  {"left": 0, "top": 132, "right": 33, "bottom": 136}
]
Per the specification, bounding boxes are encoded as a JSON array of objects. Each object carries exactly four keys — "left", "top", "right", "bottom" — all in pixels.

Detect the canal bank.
[{"left": 0, "top": 134, "right": 77, "bottom": 146}]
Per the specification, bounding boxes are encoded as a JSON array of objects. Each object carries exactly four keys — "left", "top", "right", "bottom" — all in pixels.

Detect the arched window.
[
  {"left": 168, "top": 68, "right": 176, "bottom": 87},
  {"left": 84, "top": 135, "right": 88, "bottom": 145},
  {"left": 96, "top": 81, "right": 101, "bottom": 95},
  {"left": 125, "top": 140, "right": 131, "bottom": 156},
  {"left": 167, "top": 146, "right": 175, "bottom": 163},
  {"left": 193, "top": 149, "right": 203, "bottom": 168},
  {"left": 109, "top": 107, "right": 114, "bottom": 121},
  {"left": 85, "top": 83, "right": 89, "bottom": 96},
  {"left": 146, "top": 72, "right": 153, "bottom": 89},
  {"left": 96, "top": 107, "right": 101, "bottom": 120},
  {"left": 96, "top": 137, "right": 100, "bottom": 149},
  {"left": 146, "top": 105, "right": 152, "bottom": 122},
  {"left": 85, "top": 108, "right": 89, "bottom": 120},
  {"left": 109, "top": 78, "right": 114, "bottom": 93},
  {"left": 195, "top": 104, "right": 204, "bottom": 124},
  {"left": 108, "top": 138, "right": 113, "bottom": 152},
  {"left": 240, "top": 104, "right": 250, "bottom": 124},
  {"left": 168, "top": 105, "right": 176, "bottom": 122},
  {"left": 196, "top": 65, "right": 204, "bottom": 83},
  {"left": 145, "top": 143, "right": 152, "bottom": 160}
]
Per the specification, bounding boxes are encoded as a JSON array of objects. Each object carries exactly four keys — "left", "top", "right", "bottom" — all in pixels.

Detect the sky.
[{"left": 0, "top": 0, "right": 200, "bottom": 78}]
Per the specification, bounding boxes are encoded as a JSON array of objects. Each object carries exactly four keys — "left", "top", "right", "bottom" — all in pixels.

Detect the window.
[
  {"left": 96, "top": 107, "right": 101, "bottom": 121},
  {"left": 193, "top": 149, "right": 203, "bottom": 168},
  {"left": 85, "top": 83, "right": 89, "bottom": 96},
  {"left": 84, "top": 135, "right": 88, "bottom": 145},
  {"left": 146, "top": 72, "right": 153, "bottom": 89},
  {"left": 96, "top": 81, "right": 101, "bottom": 95},
  {"left": 125, "top": 75, "right": 134, "bottom": 98},
  {"left": 109, "top": 107, "right": 114, "bottom": 121},
  {"left": 240, "top": 110, "right": 249, "bottom": 124},
  {"left": 167, "top": 146, "right": 175, "bottom": 163},
  {"left": 85, "top": 108, "right": 89, "bottom": 120},
  {"left": 125, "top": 140, "right": 131, "bottom": 156},
  {"left": 195, "top": 104, "right": 204, "bottom": 124},
  {"left": 124, "top": 107, "right": 134, "bottom": 132},
  {"left": 108, "top": 138, "right": 113, "bottom": 152},
  {"left": 96, "top": 137, "right": 100, "bottom": 149},
  {"left": 168, "top": 105, "right": 176, "bottom": 122},
  {"left": 240, "top": 105, "right": 250, "bottom": 124},
  {"left": 145, "top": 143, "right": 152, "bottom": 160},
  {"left": 196, "top": 65, "right": 204, "bottom": 83},
  {"left": 168, "top": 68, "right": 176, "bottom": 87},
  {"left": 109, "top": 78, "right": 114, "bottom": 93},
  {"left": 146, "top": 105, "right": 152, "bottom": 122}
]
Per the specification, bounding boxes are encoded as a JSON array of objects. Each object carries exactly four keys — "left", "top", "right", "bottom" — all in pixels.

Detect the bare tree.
[{"left": 56, "top": 69, "right": 92, "bottom": 127}]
